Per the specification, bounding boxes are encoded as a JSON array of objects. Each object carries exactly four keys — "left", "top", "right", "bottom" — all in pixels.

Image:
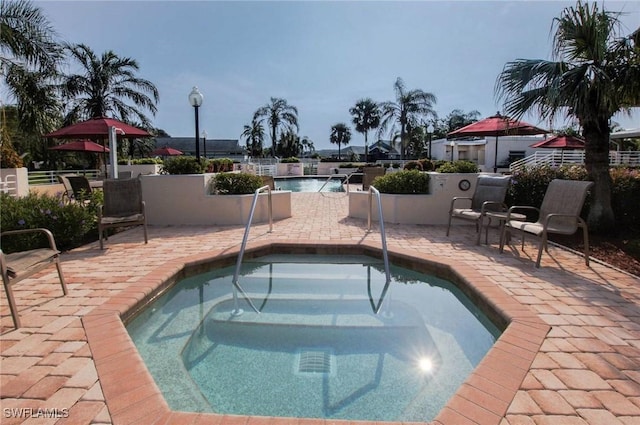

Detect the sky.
[{"left": 26, "top": 1, "right": 640, "bottom": 150}]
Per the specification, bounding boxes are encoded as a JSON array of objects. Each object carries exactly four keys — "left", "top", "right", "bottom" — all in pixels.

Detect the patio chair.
[
  {"left": 1, "top": 228, "right": 68, "bottom": 328},
  {"left": 66, "top": 175, "right": 93, "bottom": 202},
  {"left": 499, "top": 179, "right": 594, "bottom": 267},
  {"left": 57, "top": 175, "right": 75, "bottom": 203},
  {"left": 98, "top": 178, "right": 148, "bottom": 249},
  {"left": 117, "top": 171, "right": 132, "bottom": 179},
  {"left": 446, "top": 175, "right": 512, "bottom": 245}
]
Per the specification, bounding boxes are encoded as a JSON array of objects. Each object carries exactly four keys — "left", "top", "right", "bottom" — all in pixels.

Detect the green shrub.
[
  {"left": 161, "top": 157, "right": 204, "bottom": 174},
  {"left": 133, "top": 157, "right": 162, "bottom": 164},
  {"left": 418, "top": 159, "right": 435, "bottom": 171},
  {"left": 403, "top": 160, "right": 423, "bottom": 171},
  {"left": 507, "top": 165, "right": 589, "bottom": 209},
  {"left": 436, "top": 160, "right": 479, "bottom": 173},
  {"left": 210, "top": 172, "right": 264, "bottom": 194},
  {"left": 281, "top": 157, "right": 300, "bottom": 163},
  {"left": 0, "top": 192, "right": 101, "bottom": 253},
  {"left": 372, "top": 170, "right": 430, "bottom": 194},
  {"left": 610, "top": 167, "right": 640, "bottom": 233},
  {"left": 206, "top": 158, "right": 234, "bottom": 173}
]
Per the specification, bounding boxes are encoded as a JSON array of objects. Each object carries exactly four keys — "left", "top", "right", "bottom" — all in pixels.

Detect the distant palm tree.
[
  {"left": 254, "top": 97, "right": 298, "bottom": 157},
  {"left": 496, "top": 1, "right": 640, "bottom": 232},
  {"left": 301, "top": 136, "right": 315, "bottom": 157},
  {"left": 378, "top": 78, "right": 437, "bottom": 160},
  {"left": 241, "top": 117, "right": 265, "bottom": 157},
  {"left": 61, "top": 43, "right": 159, "bottom": 127},
  {"left": 349, "top": 98, "right": 380, "bottom": 163},
  {"left": 330, "top": 123, "right": 352, "bottom": 160}
]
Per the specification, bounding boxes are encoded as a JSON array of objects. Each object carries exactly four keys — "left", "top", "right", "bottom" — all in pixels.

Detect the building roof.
[{"left": 154, "top": 137, "right": 245, "bottom": 155}]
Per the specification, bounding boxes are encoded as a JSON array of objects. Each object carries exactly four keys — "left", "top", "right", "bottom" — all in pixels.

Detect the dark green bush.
[
  {"left": 610, "top": 167, "right": 640, "bottom": 233},
  {"left": 418, "top": 159, "right": 435, "bottom": 171},
  {"left": 507, "top": 165, "right": 589, "bottom": 208},
  {"left": 211, "top": 172, "right": 264, "bottom": 194},
  {"left": 436, "top": 160, "right": 479, "bottom": 173},
  {"left": 372, "top": 170, "right": 430, "bottom": 194},
  {"left": 161, "top": 157, "right": 204, "bottom": 174},
  {"left": 403, "top": 160, "right": 423, "bottom": 171},
  {"left": 0, "top": 192, "right": 101, "bottom": 253},
  {"left": 281, "top": 157, "right": 300, "bottom": 163},
  {"left": 206, "top": 158, "right": 234, "bottom": 173}
]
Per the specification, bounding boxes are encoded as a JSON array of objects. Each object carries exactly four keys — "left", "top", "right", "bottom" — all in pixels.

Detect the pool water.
[
  {"left": 275, "top": 177, "right": 344, "bottom": 192},
  {"left": 126, "top": 255, "right": 501, "bottom": 421}
]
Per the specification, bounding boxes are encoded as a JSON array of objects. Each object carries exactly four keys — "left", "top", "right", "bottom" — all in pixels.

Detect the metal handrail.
[
  {"left": 231, "top": 185, "right": 273, "bottom": 315},
  {"left": 367, "top": 186, "right": 391, "bottom": 287},
  {"left": 318, "top": 172, "right": 361, "bottom": 194}
]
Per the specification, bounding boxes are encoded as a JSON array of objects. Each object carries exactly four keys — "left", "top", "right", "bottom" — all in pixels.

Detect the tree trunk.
[{"left": 582, "top": 119, "right": 615, "bottom": 233}]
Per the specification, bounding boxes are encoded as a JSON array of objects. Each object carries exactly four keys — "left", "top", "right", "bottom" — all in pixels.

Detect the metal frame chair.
[
  {"left": 446, "top": 175, "right": 512, "bottom": 245},
  {"left": 499, "top": 179, "right": 594, "bottom": 267},
  {"left": 98, "top": 178, "right": 148, "bottom": 249},
  {"left": 1, "top": 228, "right": 68, "bottom": 328}
]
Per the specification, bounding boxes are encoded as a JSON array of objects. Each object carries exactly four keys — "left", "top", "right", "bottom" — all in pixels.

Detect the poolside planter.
[
  {"left": 140, "top": 174, "right": 291, "bottom": 225},
  {"left": 349, "top": 172, "right": 501, "bottom": 225}
]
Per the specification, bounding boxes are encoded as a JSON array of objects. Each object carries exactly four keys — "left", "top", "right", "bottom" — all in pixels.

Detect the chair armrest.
[
  {"left": 480, "top": 201, "right": 506, "bottom": 214},
  {"left": 1, "top": 228, "right": 59, "bottom": 251},
  {"left": 449, "top": 197, "right": 472, "bottom": 212},
  {"left": 542, "top": 213, "right": 586, "bottom": 229},
  {"left": 505, "top": 205, "right": 539, "bottom": 221}
]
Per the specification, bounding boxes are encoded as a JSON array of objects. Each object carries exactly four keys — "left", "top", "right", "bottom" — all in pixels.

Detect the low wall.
[
  {"left": 140, "top": 174, "right": 292, "bottom": 226},
  {"left": 349, "top": 172, "right": 500, "bottom": 225},
  {"left": 117, "top": 164, "right": 161, "bottom": 177},
  {"left": 1, "top": 168, "right": 29, "bottom": 197}
]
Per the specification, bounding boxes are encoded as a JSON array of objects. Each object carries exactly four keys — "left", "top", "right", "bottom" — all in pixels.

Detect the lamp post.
[
  {"left": 202, "top": 130, "right": 208, "bottom": 159},
  {"left": 427, "top": 123, "right": 434, "bottom": 160},
  {"left": 450, "top": 141, "right": 455, "bottom": 162},
  {"left": 188, "top": 86, "right": 204, "bottom": 161}
]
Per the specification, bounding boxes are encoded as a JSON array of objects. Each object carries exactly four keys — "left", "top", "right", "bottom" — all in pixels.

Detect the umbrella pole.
[{"left": 493, "top": 135, "right": 499, "bottom": 173}]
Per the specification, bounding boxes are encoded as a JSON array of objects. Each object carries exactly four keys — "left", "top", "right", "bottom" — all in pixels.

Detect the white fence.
[{"left": 509, "top": 150, "right": 640, "bottom": 173}]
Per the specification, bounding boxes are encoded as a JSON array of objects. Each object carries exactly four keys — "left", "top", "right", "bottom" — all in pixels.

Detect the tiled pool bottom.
[
  {"left": 126, "top": 255, "right": 501, "bottom": 421},
  {"left": 82, "top": 241, "right": 549, "bottom": 425}
]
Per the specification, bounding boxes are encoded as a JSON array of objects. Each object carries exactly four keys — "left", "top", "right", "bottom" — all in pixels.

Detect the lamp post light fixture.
[
  {"left": 202, "top": 130, "right": 208, "bottom": 159},
  {"left": 450, "top": 141, "right": 455, "bottom": 162},
  {"left": 188, "top": 86, "right": 204, "bottom": 161},
  {"left": 427, "top": 123, "right": 434, "bottom": 160}
]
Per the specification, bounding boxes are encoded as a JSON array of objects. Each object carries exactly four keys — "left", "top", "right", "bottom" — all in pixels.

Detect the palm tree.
[
  {"left": 278, "top": 130, "right": 302, "bottom": 158},
  {"left": 330, "top": 123, "right": 352, "bottom": 160},
  {"left": 378, "top": 78, "right": 437, "bottom": 160},
  {"left": 349, "top": 98, "right": 380, "bottom": 163},
  {"left": 241, "top": 117, "right": 265, "bottom": 157},
  {"left": 301, "top": 136, "right": 315, "bottom": 158},
  {"left": 0, "top": 0, "right": 62, "bottom": 72},
  {"left": 496, "top": 1, "right": 640, "bottom": 232},
  {"left": 61, "top": 43, "right": 159, "bottom": 127},
  {"left": 253, "top": 97, "right": 298, "bottom": 157}
]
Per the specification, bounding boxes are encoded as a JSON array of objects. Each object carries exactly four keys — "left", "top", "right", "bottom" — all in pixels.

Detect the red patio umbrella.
[
  {"left": 44, "top": 116, "right": 151, "bottom": 139},
  {"left": 447, "top": 112, "right": 549, "bottom": 172},
  {"left": 48, "top": 140, "right": 110, "bottom": 152},
  {"left": 151, "top": 146, "right": 183, "bottom": 156},
  {"left": 45, "top": 117, "right": 151, "bottom": 178},
  {"left": 530, "top": 135, "right": 585, "bottom": 149}
]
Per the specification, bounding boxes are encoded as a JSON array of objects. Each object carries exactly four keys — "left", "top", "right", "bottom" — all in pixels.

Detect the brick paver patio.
[{"left": 1, "top": 192, "right": 639, "bottom": 425}]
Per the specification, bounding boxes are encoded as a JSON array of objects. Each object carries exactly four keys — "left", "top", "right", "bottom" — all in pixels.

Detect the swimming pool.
[
  {"left": 126, "top": 254, "right": 501, "bottom": 421},
  {"left": 275, "top": 177, "right": 344, "bottom": 192}
]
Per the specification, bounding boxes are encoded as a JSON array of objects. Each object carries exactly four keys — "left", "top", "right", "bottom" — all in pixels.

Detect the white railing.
[
  {"left": 509, "top": 150, "right": 640, "bottom": 173},
  {"left": 28, "top": 169, "right": 101, "bottom": 185}
]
